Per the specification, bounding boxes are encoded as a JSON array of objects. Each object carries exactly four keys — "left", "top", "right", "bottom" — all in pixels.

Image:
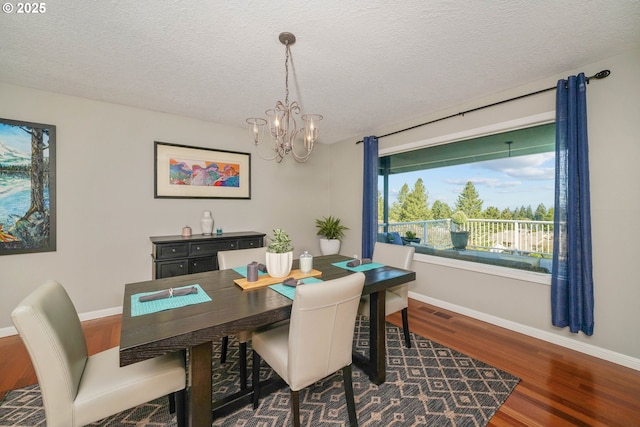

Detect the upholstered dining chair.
[
  {"left": 217, "top": 246, "right": 268, "bottom": 387},
  {"left": 11, "top": 280, "right": 186, "bottom": 427},
  {"left": 251, "top": 272, "right": 365, "bottom": 427},
  {"left": 358, "top": 242, "right": 415, "bottom": 347}
]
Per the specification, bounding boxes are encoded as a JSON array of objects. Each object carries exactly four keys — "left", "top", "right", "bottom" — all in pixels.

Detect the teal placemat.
[
  {"left": 269, "top": 277, "right": 324, "bottom": 300},
  {"left": 131, "top": 284, "right": 211, "bottom": 317},
  {"left": 332, "top": 260, "right": 385, "bottom": 272},
  {"left": 232, "top": 266, "right": 268, "bottom": 278}
]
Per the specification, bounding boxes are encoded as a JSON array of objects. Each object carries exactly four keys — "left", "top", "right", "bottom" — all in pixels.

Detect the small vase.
[{"left": 201, "top": 210, "right": 214, "bottom": 235}]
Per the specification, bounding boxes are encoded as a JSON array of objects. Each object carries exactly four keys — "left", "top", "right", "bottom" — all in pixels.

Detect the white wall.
[
  {"left": 0, "top": 84, "right": 331, "bottom": 329},
  {"left": 331, "top": 48, "right": 640, "bottom": 363}
]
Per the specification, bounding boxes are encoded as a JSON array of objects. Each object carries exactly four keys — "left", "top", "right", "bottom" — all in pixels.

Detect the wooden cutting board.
[{"left": 234, "top": 269, "right": 323, "bottom": 290}]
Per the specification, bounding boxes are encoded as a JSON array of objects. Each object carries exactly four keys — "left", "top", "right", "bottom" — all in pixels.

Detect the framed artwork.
[
  {"left": 154, "top": 141, "right": 251, "bottom": 199},
  {"left": 0, "top": 118, "right": 56, "bottom": 255}
]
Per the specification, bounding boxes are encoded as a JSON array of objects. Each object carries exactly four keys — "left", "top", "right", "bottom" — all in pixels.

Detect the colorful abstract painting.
[
  {"left": 169, "top": 158, "right": 240, "bottom": 188},
  {"left": 154, "top": 142, "right": 250, "bottom": 199}
]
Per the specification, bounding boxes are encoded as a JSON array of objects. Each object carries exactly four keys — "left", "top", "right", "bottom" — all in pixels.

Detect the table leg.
[
  {"left": 368, "top": 290, "right": 386, "bottom": 385},
  {"left": 188, "top": 342, "right": 212, "bottom": 427}
]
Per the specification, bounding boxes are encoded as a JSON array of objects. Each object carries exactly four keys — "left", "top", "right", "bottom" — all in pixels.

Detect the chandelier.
[{"left": 246, "top": 32, "right": 322, "bottom": 163}]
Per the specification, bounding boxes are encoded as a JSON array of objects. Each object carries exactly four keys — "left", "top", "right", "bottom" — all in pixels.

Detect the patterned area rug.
[{"left": 0, "top": 316, "right": 519, "bottom": 426}]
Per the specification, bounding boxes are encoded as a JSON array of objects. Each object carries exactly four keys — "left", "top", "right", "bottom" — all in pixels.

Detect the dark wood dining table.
[{"left": 119, "top": 254, "right": 415, "bottom": 427}]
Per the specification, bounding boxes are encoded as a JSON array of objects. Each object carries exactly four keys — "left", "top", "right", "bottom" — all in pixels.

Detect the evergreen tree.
[
  {"left": 534, "top": 203, "right": 547, "bottom": 221},
  {"left": 389, "top": 183, "right": 409, "bottom": 222},
  {"left": 483, "top": 206, "right": 501, "bottom": 219},
  {"left": 432, "top": 200, "right": 452, "bottom": 219},
  {"left": 500, "top": 207, "right": 514, "bottom": 220},
  {"left": 545, "top": 207, "right": 555, "bottom": 222},
  {"left": 525, "top": 205, "right": 534, "bottom": 220},
  {"left": 378, "top": 191, "right": 384, "bottom": 221},
  {"left": 398, "top": 178, "right": 432, "bottom": 221},
  {"left": 455, "top": 181, "right": 483, "bottom": 218}
]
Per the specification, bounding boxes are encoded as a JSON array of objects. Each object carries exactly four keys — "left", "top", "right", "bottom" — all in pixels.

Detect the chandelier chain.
[{"left": 284, "top": 43, "right": 290, "bottom": 106}]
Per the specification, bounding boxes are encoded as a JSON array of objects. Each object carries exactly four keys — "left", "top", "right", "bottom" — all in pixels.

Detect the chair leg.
[
  {"left": 239, "top": 341, "right": 248, "bottom": 390},
  {"left": 401, "top": 307, "right": 411, "bottom": 348},
  {"left": 252, "top": 351, "right": 261, "bottom": 409},
  {"left": 220, "top": 336, "right": 229, "bottom": 363},
  {"left": 174, "top": 389, "right": 187, "bottom": 427},
  {"left": 342, "top": 365, "right": 358, "bottom": 427},
  {"left": 168, "top": 392, "right": 176, "bottom": 414},
  {"left": 291, "top": 390, "right": 301, "bottom": 427}
]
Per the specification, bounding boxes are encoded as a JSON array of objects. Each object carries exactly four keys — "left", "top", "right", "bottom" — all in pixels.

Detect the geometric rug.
[{"left": 0, "top": 316, "right": 519, "bottom": 427}]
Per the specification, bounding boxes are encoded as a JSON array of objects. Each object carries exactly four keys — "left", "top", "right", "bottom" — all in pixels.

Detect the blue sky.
[{"left": 380, "top": 152, "right": 555, "bottom": 211}]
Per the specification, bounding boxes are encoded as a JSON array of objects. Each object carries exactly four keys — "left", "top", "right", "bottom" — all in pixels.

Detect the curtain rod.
[{"left": 356, "top": 69, "right": 611, "bottom": 144}]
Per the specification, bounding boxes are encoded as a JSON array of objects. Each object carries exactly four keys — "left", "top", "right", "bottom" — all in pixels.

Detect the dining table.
[{"left": 119, "top": 253, "right": 416, "bottom": 427}]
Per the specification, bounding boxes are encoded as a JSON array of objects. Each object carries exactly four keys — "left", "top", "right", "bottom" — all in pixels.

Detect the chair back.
[
  {"left": 373, "top": 242, "right": 415, "bottom": 300},
  {"left": 218, "top": 246, "right": 268, "bottom": 269},
  {"left": 372, "top": 242, "right": 415, "bottom": 269},
  {"left": 287, "top": 272, "right": 365, "bottom": 391},
  {"left": 11, "top": 280, "right": 89, "bottom": 426}
]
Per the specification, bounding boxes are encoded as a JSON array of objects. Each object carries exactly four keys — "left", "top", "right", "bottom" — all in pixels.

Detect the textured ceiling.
[{"left": 1, "top": 1, "right": 639, "bottom": 144}]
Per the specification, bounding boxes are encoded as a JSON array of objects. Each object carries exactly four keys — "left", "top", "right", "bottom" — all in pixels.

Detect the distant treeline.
[{"left": 380, "top": 179, "right": 554, "bottom": 222}]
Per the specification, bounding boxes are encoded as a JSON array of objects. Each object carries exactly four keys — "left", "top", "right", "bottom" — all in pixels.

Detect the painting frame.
[
  {"left": 0, "top": 117, "right": 56, "bottom": 256},
  {"left": 154, "top": 141, "right": 251, "bottom": 199}
]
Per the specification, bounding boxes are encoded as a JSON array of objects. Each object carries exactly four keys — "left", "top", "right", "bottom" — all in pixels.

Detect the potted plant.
[
  {"left": 315, "top": 216, "right": 349, "bottom": 255},
  {"left": 450, "top": 211, "right": 469, "bottom": 250},
  {"left": 265, "top": 228, "right": 294, "bottom": 278},
  {"left": 402, "top": 230, "right": 421, "bottom": 244}
]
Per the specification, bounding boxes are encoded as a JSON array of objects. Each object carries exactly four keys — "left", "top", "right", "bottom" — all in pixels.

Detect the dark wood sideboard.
[{"left": 150, "top": 231, "right": 266, "bottom": 279}]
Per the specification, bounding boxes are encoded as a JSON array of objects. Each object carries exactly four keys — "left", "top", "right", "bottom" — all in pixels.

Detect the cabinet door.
[
  {"left": 190, "top": 257, "right": 216, "bottom": 274},
  {"left": 156, "top": 260, "right": 188, "bottom": 278}
]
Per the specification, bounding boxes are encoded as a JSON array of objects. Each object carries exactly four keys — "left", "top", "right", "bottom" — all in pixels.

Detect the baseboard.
[
  {"left": 409, "top": 291, "right": 640, "bottom": 372},
  {"left": 0, "top": 306, "right": 123, "bottom": 338}
]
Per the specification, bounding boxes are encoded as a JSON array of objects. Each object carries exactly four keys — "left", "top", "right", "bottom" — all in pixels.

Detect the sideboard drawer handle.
[
  {"left": 196, "top": 246, "right": 200, "bottom": 251},
  {"left": 230, "top": 243, "right": 235, "bottom": 248},
  {"left": 172, "top": 248, "right": 176, "bottom": 253}
]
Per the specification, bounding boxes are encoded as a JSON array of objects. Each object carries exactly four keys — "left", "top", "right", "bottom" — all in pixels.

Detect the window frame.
[{"left": 379, "top": 111, "right": 555, "bottom": 285}]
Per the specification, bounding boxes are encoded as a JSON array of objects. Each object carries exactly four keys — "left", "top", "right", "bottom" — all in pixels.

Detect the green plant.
[
  {"left": 451, "top": 211, "right": 468, "bottom": 231},
  {"left": 405, "top": 230, "right": 417, "bottom": 240},
  {"left": 315, "top": 216, "right": 349, "bottom": 241},
  {"left": 267, "top": 228, "right": 294, "bottom": 253}
]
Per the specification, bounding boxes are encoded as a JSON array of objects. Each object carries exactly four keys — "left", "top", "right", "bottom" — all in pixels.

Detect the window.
[{"left": 378, "top": 122, "right": 555, "bottom": 274}]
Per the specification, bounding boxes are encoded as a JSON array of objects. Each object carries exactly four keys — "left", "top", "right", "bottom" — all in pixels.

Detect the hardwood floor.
[{"left": 2, "top": 299, "right": 639, "bottom": 426}]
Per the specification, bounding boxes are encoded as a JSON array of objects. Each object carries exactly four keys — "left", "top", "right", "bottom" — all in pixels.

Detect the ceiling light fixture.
[{"left": 246, "top": 32, "right": 322, "bottom": 163}]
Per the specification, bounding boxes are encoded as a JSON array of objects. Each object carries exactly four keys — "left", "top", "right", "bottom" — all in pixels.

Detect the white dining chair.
[
  {"left": 358, "top": 242, "right": 415, "bottom": 347},
  {"left": 251, "top": 272, "right": 365, "bottom": 427},
  {"left": 217, "top": 246, "right": 268, "bottom": 388},
  {"left": 11, "top": 280, "right": 186, "bottom": 427}
]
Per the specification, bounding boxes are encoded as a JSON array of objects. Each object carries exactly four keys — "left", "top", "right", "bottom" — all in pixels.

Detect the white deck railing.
[{"left": 379, "top": 218, "right": 554, "bottom": 257}]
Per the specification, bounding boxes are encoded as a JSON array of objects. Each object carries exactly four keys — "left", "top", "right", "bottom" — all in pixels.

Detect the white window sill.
[{"left": 414, "top": 252, "right": 552, "bottom": 286}]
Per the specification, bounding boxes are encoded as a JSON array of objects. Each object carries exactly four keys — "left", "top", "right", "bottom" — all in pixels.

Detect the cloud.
[
  {"left": 444, "top": 177, "right": 522, "bottom": 188},
  {"left": 474, "top": 153, "right": 555, "bottom": 181}
]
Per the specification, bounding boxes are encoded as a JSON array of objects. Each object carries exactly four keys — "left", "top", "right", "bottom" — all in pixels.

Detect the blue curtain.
[
  {"left": 551, "top": 73, "right": 594, "bottom": 335},
  {"left": 362, "top": 136, "right": 378, "bottom": 259}
]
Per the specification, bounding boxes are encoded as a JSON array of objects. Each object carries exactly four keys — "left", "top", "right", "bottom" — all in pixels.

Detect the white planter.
[
  {"left": 265, "top": 251, "right": 293, "bottom": 278},
  {"left": 319, "top": 238, "right": 341, "bottom": 255}
]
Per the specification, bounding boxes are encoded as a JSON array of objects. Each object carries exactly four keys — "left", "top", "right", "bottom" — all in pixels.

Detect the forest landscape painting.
[
  {"left": 0, "top": 118, "right": 56, "bottom": 255},
  {"left": 154, "top": 142, "right": 251, "bottom": 199}
]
